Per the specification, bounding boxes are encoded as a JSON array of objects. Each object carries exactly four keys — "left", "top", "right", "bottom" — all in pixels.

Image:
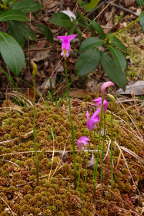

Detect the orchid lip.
[{"left": 86, "top": 108, "right": 100, "bottom": 130}]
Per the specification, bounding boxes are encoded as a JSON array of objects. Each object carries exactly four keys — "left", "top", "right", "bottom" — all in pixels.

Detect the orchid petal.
[
  {"left": 67, "top": 34, "right": 77, "bottom": 40},
  {"left": 93, "top": 97, "right": 102, "bottom": 106},
  {"left": 93, "top": 97, "right": 109, "bottom": 111},
  {"left": 86, "top": 108, "right": 100, "bottom": 130},
  {"left": 77, "top": 136, "right": 90, "bottom": 150},
  {"left": 101, "top": 81, "right": 115, "bottom": 94}
]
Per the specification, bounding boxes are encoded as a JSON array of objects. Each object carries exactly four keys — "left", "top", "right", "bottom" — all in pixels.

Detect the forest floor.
[{"left": 0, "top": 1, "right": 144, "bottom": 216}]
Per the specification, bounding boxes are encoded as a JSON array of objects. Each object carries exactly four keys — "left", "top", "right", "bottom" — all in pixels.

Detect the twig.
[
  {"left": 115, "top": 141, "right": 139, "bottom": 192},
  {"left": 95, "top": 0, "right": 116, "bottom": 19},
  {"left": 103, "top": 137, "right": 111, "bottom": 161},
  {"left": 48, "top": 128, "right": 55, "bottom": 182},
  {"left": 0, "top": 196, "right": 16, "bottom": 216},
  {"left": 116, "top": 98, "right": 141, "bottom": 103},
  {"left": 120, "top": 146, "right": 144, "bottom": 164},
  {"left": 2, "top": 159, "right": 20, "bottom": 168},
  {"left": 118, "top": 100, "right": 143, "bottom": 140},
  {"left": 87, "top": 0, "right": 113, "bottom": 17},
  {"left": 110, "top": 111, "right": 144, "bottom": 143},
  {"left": 110, "top": 2, "right": 138, "bottom": 16},
  {"left": 0, "top": 139, "right": 17, "bottom": 145}
]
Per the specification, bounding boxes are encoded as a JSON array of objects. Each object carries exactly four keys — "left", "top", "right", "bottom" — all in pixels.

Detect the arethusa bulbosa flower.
[
  {"left": 86, "top": 108, "right": 101, "bottom": 130},
  {"left": 57, "top": 34, "right": 77, "bottom": 58}
]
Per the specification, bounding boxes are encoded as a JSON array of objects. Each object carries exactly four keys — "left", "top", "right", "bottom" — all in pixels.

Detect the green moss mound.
[{"left": 0, "top": 98, "right": 144, "bottom": 216}]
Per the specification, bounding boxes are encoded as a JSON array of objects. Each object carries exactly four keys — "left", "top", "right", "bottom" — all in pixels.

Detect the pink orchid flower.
[
  {"left": 76, "top": 136, "right": 90, "bottom": 150},
  {"left": 101, "top": 81, "right": 115, "bottom": 94},
  {"left": 86, "top": 108, "right": 101, "bottom": 130},
  {"left": 57, "top": 34, "right": 77, "bottom": 58},
  {"left": 93, "top": 97, "right": 108, "bottom": 111}
]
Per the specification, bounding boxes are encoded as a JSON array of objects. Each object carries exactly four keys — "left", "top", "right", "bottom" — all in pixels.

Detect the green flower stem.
[
  {"left": 99, "top": 95, "right": 106, "bottom": 181},
  {"left": 93, "top": 151, "right": 99, "bottom": 188},
  {"left": 64, "top": 59, "right": 71, "bottom": 92},
  {"left": 32, "top": 62, "right": 40, "bottom": 186},
  {"left": 67, "top": 97, "right": 80, "bottom": 188}
]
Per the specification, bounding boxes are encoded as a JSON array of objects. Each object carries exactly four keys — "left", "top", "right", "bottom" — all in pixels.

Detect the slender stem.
[
  {"left": 67, "top": 97, "right": 79, "bottom": 188},
  {"left": 68, "top": 97, "right": 76, "bottom": 153},
  {"left": 93, "top": 152, "right": 99, "bottom": 188},
  {"left": 64, "top": 58, "right": 73, "bottom": 94},
  {"left": 32, "top": 62, "right": 40, "bottom": 185},
  {"left": 99, "top": 96, "right": 106, "bottom": 181}
]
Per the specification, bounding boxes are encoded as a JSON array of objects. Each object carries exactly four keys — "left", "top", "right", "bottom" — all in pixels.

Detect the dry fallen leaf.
[
  {"left": 39, "top": 77, "right": 56, "bottom": 90},
  {"left": 32, "top": 49, "right": 50, "bottom": 62}
]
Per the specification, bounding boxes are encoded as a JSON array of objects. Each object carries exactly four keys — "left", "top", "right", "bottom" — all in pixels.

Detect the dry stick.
[
  {"left": 94, "top": 0, "right": 140, "bottom": 36},
  {"left": 115, "top": 145, "right": 144, "bottom": 168},
  {"left": 2, "top": 159, "right": 20, "bottom": 168},
  {"left": 118, "top": 100, "right": 143, "bottom": 140},
  {"left": 115, "top": 151, "right": 122, "bottom": 169},
  {"left": 103, "top": 137, "right": 111, "bottom": 161},
  {"left": 110, "top": 2, "right": 138, "bottom": 16},
  {"left": 120, "top": 125, "right": 143, "bottom": 144},
  {"left": 110, "top": 111, "right": 143, "bottom": 143},
  {"left": 0, "top": 196, "right": 16, "bottom": 216},
  {"left": 50, "top": 163, "right": 63, "bottom": 180},
  {"left": 87, "top": 0, "right": 114, "bottom": 17},
  {"left": 115, "top": 141, "right": 139, "bottom": 192},
  {"left": 0, "top": 139, "right": 17, "bottom": 145},
  {"left": 120, "top": 109, "right": 143, "bottom": 140},
  {"left": 95, "top": 0, "right": 138, "bottom": 21},
  {"left": 95, "top": 0, "right": 116, "bottom": 19},
  {"left": 116, "top": 98, "right": 141, "bottom": 103},
  {"left": 47, "top": 128, "right": 55, "bottom": 182},
  {"left": 120, "top": 146, "right": 144, "bottom": 164}
]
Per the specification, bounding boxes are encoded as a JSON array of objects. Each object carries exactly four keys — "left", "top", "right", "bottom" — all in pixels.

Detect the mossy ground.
[
  {"left": 118, "top": 24, "right": 144, "bottom": 81},
  {"left": 0, "top": 95, "right": 144, "bottom": 216}
]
